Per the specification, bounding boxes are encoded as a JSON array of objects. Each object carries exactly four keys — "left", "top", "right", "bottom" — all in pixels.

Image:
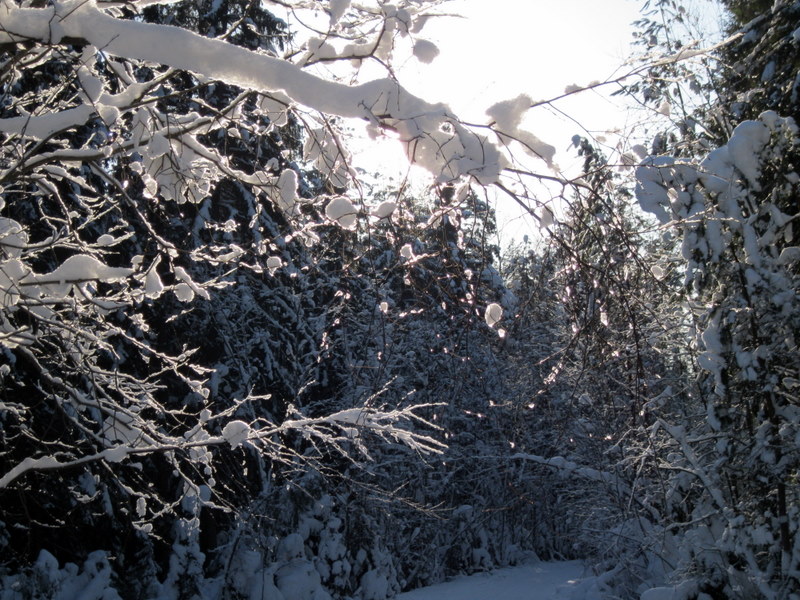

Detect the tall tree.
[{"left": 624, "top": 1, "right": 800, "bottom": 597}]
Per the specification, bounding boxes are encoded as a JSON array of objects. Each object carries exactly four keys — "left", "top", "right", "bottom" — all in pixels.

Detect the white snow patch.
[
  {"left": 276, "top": 169, "right": 298, "bottom": 213},
  {"left": 486, "top": 94, "right": 555, "bottom": 167},
  {"left": 632, "top": 144, "right": 649, "bottom": 159},
  {"left": 24, "top": 254, "right": 133, "bottom": 285},
  {"left": 412, "top": 39, "right": 440, "bottom": 64},
  {"left": 371, "top": 200, "right": 397, "bottom": 219},
  {"left": 0, "top": 1, "right": 507, "bottom": 183},
  {"left": 222, "top": 420, "right": 251, "bottom": 448},
  {"left": 486, "top": 94, "right": 531, "bottom": 133},
  {"left": 359, "top": 569, "right": 389, "bottom": 600},
  {"left": 173, "top": 266, "right": 210, "bottom": 300},
  {"left": 640, "top": 580, "right": 697, "bottom": 600},
  {"left": 727, "top": 119, "right": 771, "bottom": 188},
  {"left": 777, "top": 246, "right": 800, "bottom": 265},
  {"left": 0, "top": 105, "right": 95, "bottom": 139},
  {"left": 538, "top": 205, "right": 555, "bottom": 229},
  {"left": 96, "top": 234, "right": 115, "bottom": 246},
  {"left": 484, "top": 303, "right": 502, "bottom": 328},
  {"left": 0, "top": 218, "right": 27, "bottom": 258},
  {"left": 275, "top": 560, "right": 331, "bottom": 600},
  {"left": 329, "top": 0, "right": 351, "bottom": 26},
  {"left": 174, "top": 282, "right": 195, "bottom": 302},
  {"left": 277, "top": 533, "right": 305, "bottom": 561},
  {"left": 325, "top": 196, "right": 358, "bottom": 230},
  {"left": 103, "top": 445, "right": 130, "bottom": 463},
  {"left": 397, "top": 561, "right": 586, "bottom": 600},
  {"left": 267, "top": 256, "right": 283, "bottom": 275},
  {"left": 144, "top": 258, "right": 164, "bottom": 299}
]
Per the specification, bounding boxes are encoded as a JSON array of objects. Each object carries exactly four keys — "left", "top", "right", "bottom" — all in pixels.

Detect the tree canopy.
[{"left": 1, "top": 1, "right": 799, "bottom": 599}]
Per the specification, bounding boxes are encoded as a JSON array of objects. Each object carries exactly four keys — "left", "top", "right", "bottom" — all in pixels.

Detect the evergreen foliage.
[
  {"left": 605, "top": 1, "right": 800, "bottom": 597},
  {"left": 0, "top": 1, "right": 548, "bottom": 597},
  {"left": 2, "top": 0, "right": 799, "bottom": 599}
]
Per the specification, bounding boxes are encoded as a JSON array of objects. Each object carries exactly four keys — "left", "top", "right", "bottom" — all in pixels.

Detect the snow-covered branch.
[
  {"left": 509, "top": 452, "right": 628, "bottom": 491},
  {"left": 0, "top": 0, "right": 506, "bottom": 184},
  {"left": 0, "top": 402, "right": 445, "bottom": 489}
]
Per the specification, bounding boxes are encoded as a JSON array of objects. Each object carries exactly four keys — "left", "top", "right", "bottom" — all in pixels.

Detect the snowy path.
[{"left": 396, "top": 561, "right": 587, "bottom": 600}]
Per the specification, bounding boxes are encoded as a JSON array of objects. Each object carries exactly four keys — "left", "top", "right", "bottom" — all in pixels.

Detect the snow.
[
  {"left": 510, "top": 453, "right": 623, "bottom": 487},
  {"left": 371, "top": 200, "right": 397, "bottom": 219},
  {"left": 0, "top": 0, "right": 506, "bottom": 183},
  {"left": 325, "top": 196, "right": 358, "bottom": 229},
  {"left": 359, "top": 569, "right": 390, "bottom": 600},
  {"left": 0, "top": 455, "right": 63, "bottom": 488},
  {"left": 221, "top": 420, "right": 251, "bottom": 448},
  {"left": 24, "top": 254, "right": 132, "bottom": 285},
  {"left": 267, "top": 256, "right": 283, "bottom": 275},
  {"left": 486, "top": 94, "right": 556, "bottom": 167},
  {"left": 95, "top": 234, "right": 115, "bottom": 246},
  {"left": 173, "top": 266, "right": 210, "bottom": 300},
  {"left": 486, "top": 95, "right": 531, "bottom": 133},
  {"left": 484, "top": 302, "right": 503, "bottom": 327},
  {"left": 277, "top": 533, "right": 305, "bottom": 561},
  {"left": 326, "top": 408, "right": 365, "bottom": 425},
  {"left": 329, "top": 0, "right": 351, "bottom": 27},
  {"left": 396, "top": 561, "right": 586, "bottom": 600},
  {"left": 26, "top": 550, "right": 121, "bottom": 600},
  {"left": 0, "top": 259, "right": 26, "bottom": 309},
  {"left": 173, "top": 282, "right": 195, "bottom": 302},
  {"left": 275, "top": 560, "right": 332, "bottom": 600},
  {"left": 777, "top": 246, "right": 800, "bottom": 265},
  {"left": 277, "top": 169, "right": 299, "bottom": 213},
  {"left": 102, "top": 445, "right": 130, "bottom": 463},
  {"left": 538, "top": 205, "right": 555, "bottom": 229},
  {"left": 0, "top": 105, "right": 95, "bottom": 139},
  {"left": 412, "top": 39, "right": 440, "bottom": 64},
  {"left": 0, "top": 218, "right": 27, "bottom": 258},
  {"left": 640, "top": 581, "right": 698, "bottom": 600},
  {"left": 726, "top": 119, "right": 770, "bottom": 188},
  {"left": 144, "top": 260, "right": 165, "bottom": 299}
]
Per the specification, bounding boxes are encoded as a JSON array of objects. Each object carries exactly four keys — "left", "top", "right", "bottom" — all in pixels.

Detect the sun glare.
[{"left": 349, "top": 0, "right": 641, "bottom": 242}]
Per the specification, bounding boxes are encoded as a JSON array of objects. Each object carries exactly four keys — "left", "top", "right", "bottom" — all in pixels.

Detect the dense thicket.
[
  {"left": 566, "top": 0, "right": 800, "bottom": 597},
  {"left": 0, "top": 1, "right": 565, "bottom": 598},
  {"left": 2, "top": 0, "right": 798, "bottom": 599}
]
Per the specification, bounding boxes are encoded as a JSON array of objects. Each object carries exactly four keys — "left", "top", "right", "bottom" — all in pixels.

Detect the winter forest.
[{"left": 0, "top": 0, "right": 798, "bottom": 598}]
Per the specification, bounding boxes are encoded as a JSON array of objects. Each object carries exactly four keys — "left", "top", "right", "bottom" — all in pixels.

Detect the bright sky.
[
  {"left": 351, "top": 0, "right": 643, "bottom": 242},
  {"left": 397, "top": 0, "right": 640, "bottom": 122}
]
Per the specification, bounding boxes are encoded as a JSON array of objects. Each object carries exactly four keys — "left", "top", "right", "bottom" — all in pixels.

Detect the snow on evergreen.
[{"left": 1, "top": 0, "right": 799, "bottom": 599}]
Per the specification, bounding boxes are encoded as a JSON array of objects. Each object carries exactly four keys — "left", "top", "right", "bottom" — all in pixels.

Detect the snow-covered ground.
[{"left": 396, "top": 561, "right": 591, "bottom": 600}]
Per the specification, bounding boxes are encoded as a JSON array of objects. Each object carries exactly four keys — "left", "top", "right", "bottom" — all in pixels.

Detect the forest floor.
[{"left": 396, "top": 560, "right": 594, "bottom": 600}]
